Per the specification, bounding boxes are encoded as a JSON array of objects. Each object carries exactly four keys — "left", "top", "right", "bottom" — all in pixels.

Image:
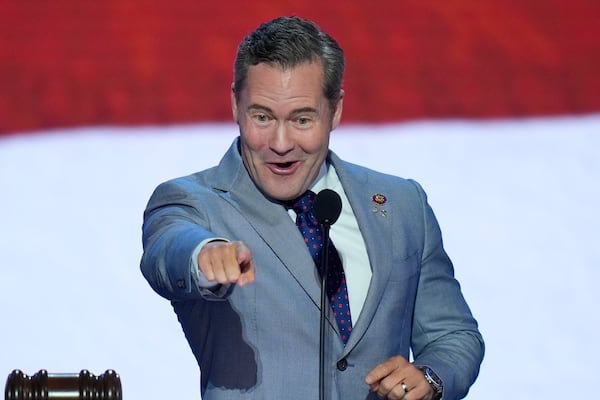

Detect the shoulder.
[
  {"left": 144, "top": 166, "right": 231, "bottom": 219},
  {"left": 151, "top": 137, "right": 244, "bottom": 198},
  {"left": 330, "top": 151, "right": 426, "bottom": 200},
  {"left": 151, "top": 167, "right": 217, "bottom": 198}
]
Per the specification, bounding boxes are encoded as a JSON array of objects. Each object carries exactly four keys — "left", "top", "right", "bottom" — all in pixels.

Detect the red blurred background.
[{"left": 1, "top": 0, "right": 599, "bottom": 135}]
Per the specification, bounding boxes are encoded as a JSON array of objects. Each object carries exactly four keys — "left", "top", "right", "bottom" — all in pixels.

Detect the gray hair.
[{"left": 233, "top": 16, "right": 345, "bottom": 110}]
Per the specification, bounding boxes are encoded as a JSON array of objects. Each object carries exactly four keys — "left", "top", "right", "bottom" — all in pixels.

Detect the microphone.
[
  {"left": 313, "top": 189, "right": 342, "bottom": 400},
  {"left": 314, "top": 189, "right": 342, "bottom": 227}
]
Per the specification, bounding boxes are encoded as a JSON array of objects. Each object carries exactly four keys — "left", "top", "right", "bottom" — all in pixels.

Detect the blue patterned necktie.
[{"left": 293, "top": 190, "right": 353, "bottom": 344}]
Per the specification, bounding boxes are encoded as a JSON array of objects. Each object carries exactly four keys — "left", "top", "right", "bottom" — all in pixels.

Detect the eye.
[
  {"left": 255, "top": 113, "right": 268, "bottom": 122},
  {"left": 251, "top": 112, "right": 272, "bottom": 125},
  {"left": 294, "top": 116, "right": 314, "bottom": 128}
]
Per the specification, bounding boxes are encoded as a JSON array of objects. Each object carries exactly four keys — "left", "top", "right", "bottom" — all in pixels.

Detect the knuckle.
[
  {"left": 379, "top": 380, "right": 394, "bottom": 392},
  {"left": 390, "top": 386, "right": 405, "bottom": 398}
]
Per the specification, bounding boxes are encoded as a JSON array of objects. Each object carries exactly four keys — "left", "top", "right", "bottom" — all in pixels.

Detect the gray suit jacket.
[{"left": 141, "top": 138, "right": 484, "bottom": 400}]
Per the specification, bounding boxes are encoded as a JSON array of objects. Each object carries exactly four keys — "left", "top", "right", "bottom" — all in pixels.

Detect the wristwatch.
[{"left": 418, "top": 366, "right": 443, "bottom": 399}]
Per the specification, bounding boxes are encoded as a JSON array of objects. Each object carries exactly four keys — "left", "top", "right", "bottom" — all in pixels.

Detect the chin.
[
  {"left": 264, "top": 187, "right": 300, "bottom": 202},
  {"left": 260, "top": 179, "right": 304, "bottom": 202}
]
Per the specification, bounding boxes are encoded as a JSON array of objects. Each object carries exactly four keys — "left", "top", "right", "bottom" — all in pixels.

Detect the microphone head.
[{"left": 314, "top": 189, "right": 342, "bottom": 226}]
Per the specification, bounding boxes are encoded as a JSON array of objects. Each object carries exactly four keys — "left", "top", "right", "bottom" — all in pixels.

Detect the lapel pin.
[
  {"left": 372, "top": 194, "right": 387, "bottom": 205},
  {"left": 371, "top": 193, "right": 388, "bottom": 217}
]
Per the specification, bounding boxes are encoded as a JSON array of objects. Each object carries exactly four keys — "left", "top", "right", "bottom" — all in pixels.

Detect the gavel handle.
[{"left": 5, "top": 369, "right": 122, "bottom": 400}]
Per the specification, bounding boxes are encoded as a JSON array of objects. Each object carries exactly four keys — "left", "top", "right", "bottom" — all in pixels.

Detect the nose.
[{"left": 269, "top": 123, "right": 294, "bottom": 155}]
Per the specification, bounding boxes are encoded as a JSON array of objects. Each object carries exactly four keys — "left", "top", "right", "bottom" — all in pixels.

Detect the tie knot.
[{"left": 292, "top": 190, "right": 316, "bottom": 214}]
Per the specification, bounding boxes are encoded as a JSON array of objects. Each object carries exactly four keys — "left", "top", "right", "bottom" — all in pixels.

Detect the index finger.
[
  {"left": 365, "top": 359, "right": 396, "bottom": 386},
  {"left": 234, "top": 241, "right": 255, "bottom": 286},
  {"left": 365, "top": 356, "right": 408, "bottom": 385}
]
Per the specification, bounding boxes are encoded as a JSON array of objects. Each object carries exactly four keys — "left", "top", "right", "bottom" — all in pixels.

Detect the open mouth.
[{"left": 268, "top": 161, "right": 299, "bottom": 174}]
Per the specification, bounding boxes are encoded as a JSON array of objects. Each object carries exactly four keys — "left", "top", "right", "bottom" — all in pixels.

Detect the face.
[{"left": 232, "top": 62, "right": 344, "bottom": 201}]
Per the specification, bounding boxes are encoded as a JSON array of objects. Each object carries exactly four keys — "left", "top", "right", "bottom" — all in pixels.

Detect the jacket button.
[
  {"left": 336, "top": 358, "right": 348, "bottom": 371},
  {"left": 176, "top": 279, "right": 186, "bottom": 289}
]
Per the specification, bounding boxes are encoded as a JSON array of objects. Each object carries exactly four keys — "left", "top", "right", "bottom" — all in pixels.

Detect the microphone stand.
[
  {"left": 319, "top": 221, "right": 332, "bottom": 400},
  {"left": 314, "top": 189, "right": 342, "bottom": 400}
]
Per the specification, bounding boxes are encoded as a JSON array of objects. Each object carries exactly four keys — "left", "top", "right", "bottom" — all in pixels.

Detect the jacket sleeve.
[
  {"left": 408, "top": 179, "right": 485, "bottom": 400},
  {"left": 140, "top": 178, "right": 229, "bottom": 301}
]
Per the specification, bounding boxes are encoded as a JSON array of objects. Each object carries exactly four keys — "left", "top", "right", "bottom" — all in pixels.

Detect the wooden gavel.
[{"left": 5, "top": 369, "right": 122, "bottom": 400}]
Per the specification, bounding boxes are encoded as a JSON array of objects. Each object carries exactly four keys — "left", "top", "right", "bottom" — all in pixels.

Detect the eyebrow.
[
  {"left": 247, "top": 104, "right": 273, "bottom": 114},
  {"left": 290, "top": 107, "right": 319, "bottom": 116},
  {"left": 247, "top": 104, "right": 319, "bottom": 117}
]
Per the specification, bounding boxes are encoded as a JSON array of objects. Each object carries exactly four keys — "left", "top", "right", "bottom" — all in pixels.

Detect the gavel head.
[{"left": 5, "top": 369, "right": 122, "bottom": 400}]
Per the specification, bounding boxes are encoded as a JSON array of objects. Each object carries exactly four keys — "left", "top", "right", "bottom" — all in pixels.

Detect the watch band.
[{"left": 418, "top": 366, "right": 443, "bottom": 398}]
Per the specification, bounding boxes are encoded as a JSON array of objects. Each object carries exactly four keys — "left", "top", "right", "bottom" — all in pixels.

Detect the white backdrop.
[{"left": 1, "top": 115, "right": 599, "bottom": 399}]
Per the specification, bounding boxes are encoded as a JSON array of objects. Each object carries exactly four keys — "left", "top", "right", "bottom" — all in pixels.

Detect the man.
[{"left": 141, "top": 16, "right": 484, "bottom": 400}]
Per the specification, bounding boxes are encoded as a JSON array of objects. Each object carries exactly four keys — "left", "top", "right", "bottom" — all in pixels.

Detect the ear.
[
  {"left": 231, "top": 83, "right": 238, "bottom": 123},
  {"left": 331, "top": 89, "right": 344, "bottom": 131}
]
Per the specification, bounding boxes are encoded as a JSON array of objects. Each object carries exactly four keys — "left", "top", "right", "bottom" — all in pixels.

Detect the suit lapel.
[{"left": 331, "top": 155, "right": 395, "bottom": 351}]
